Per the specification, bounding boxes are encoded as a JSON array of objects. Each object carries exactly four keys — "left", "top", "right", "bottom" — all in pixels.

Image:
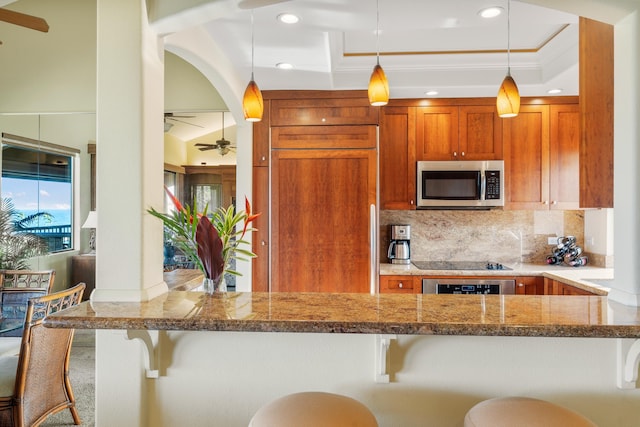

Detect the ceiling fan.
[
  {"left": 195, "top": 112, "right": 236, "bottom": 156},
  {"left": 164, "top": 113, "right": 203, "bottom": 132},
  {"left": 0, "top": 8, "right": 49, "bottom": 45}
]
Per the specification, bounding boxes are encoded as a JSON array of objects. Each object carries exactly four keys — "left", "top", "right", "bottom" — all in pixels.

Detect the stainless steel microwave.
[{"left": 416, "top": 160, "right": 504, "bottom": 209}]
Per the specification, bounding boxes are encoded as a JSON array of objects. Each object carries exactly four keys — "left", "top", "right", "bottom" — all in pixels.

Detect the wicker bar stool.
[
  {"left": 464, "top": 397, "right": 597, "bottom": 427},
  {"left": 249, "top": 391, "right": 378, "bottom": 427}
]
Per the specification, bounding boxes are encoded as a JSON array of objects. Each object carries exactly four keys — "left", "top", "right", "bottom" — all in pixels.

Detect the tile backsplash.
[{"left": 380, "top": 209, "right": 586, "bottom": 266}]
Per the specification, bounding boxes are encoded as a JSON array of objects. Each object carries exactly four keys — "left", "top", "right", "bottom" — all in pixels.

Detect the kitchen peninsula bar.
[
  {"left": 44, "top": 291, "right": 640, "bottom": 426},
  {"left": 44, "top": 291, "right": 640, "bottom": 337}
]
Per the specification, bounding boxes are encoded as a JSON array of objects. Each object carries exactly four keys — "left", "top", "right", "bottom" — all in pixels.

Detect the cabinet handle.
[
  {"left": 453, "top": 151, "right": 457, "bottom": 157},
  {"left": 410, "top": 200, "right": 414, "bottom": 205},
  {"left": 518, "top": 283, "right": 524, "bottom": 287},
  {"left": 461, "top": 151, "right": 465, "bottom": 157},
  {"left": 261, "top": 156, "right": 266, "bottom": 161},
  {"left": 543, "top": 201, "right": 549, "bottom": 205},
  {"left": 398, "top": 282, "right": 403, "bottom": 288},
  {"left": 551, "top": 201, "right": 557, "bottom": 205},
  {"left": 261, "top": 240, "right": 266, "bottom": 246}
]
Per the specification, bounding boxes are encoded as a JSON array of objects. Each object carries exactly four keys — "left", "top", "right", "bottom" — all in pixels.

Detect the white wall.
[{"left": 95, "top": 330, "right": 640, "bottom": 427}]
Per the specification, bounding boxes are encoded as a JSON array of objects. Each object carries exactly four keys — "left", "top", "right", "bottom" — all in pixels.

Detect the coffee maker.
[{"left": 388, "top": 224, "right": 411, "bottom": 264}]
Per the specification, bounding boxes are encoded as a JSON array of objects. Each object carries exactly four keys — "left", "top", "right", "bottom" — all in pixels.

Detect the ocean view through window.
[{"left": 1, "top": 135, "right": 75, "bottom": 253}]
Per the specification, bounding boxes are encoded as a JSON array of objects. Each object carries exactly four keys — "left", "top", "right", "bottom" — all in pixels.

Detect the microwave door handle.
[{"left": 480, "top": 173, "right": 486, "bottom": 201}]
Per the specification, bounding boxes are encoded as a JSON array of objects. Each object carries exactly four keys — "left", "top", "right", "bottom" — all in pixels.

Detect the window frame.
[{"left": 1, "top": 132, "right": 81, "bottom": 253}]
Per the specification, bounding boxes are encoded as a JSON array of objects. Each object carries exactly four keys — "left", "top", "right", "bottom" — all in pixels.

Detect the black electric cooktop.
[{"left": 412, "top": 261, "right": 512, "bottom": 271}]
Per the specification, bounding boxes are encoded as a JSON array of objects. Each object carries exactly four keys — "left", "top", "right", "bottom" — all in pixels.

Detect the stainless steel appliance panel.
[{"left": 422, "top": 278, "right": 515, "bottom": 294}]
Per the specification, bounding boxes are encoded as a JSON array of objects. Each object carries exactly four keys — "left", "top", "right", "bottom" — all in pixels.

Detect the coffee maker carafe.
[{"left": 388, "top": 225, "right": 411, "bottom": 264}]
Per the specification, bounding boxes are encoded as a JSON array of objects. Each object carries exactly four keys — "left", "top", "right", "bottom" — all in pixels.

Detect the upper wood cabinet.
[
  {"left": 416, "top": 105, "right": 502, "bottom": 161},
  {"left": 458, "top": 105, "right": 503, "bottom": 160},
  {"left": 379, "top": 107, "right": 416, "bottom": 209},
  {"left": 503, "top": 102, "right": 579, "bottom": 210},
  {"left": 579, "top": 17, "right": 614, "bottom": 208},
  {"left": 416, "top": 106, "right": 459, "bottom": 160},
  {"left": 549, "top": 104, "right": 580, "bottom": 210}
]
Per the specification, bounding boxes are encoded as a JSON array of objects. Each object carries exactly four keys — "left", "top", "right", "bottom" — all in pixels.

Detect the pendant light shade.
[
  {"left": 497, "top": 73, "right": 520, "bottom": 118},
  {"left": 496, "top": 0, "right": 519, "bottom": 118},
  {"left": 243, "top": 11, "right": 263, "bottom": 122},
  {"left": 243, "top": 75, "right": 263, "bottom": 122},
  {"left": 368, "top": 0, "right": 388, "bottom": 106},
  {"left": 368, "top": 63, "right": 389, "bottom": 106}
]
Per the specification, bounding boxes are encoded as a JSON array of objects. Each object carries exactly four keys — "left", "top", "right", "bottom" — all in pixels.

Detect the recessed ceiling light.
[
  {"left": 277, "top": 13, "right": 299, "bottom": 24},
  {"left": 547, "top": 88, "right": 563, "bottom": 94},
  {"left": 478, "top": 7, "right": 503, "bottom": 18},
  {"left": 425, "top": 90, "right": 439, "bottom": 96},
  {"left": 276, "top": 62, "right": 293, "bottom": 70}
]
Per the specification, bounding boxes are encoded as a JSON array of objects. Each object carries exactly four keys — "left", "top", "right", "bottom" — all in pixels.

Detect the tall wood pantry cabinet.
[{"left": 252, "top": 91, "right": 379, "bottom": 293}]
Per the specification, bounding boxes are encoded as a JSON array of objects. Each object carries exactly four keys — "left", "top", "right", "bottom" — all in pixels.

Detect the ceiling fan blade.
[
  {"left": 237, "top": 0, "right": 289, "bottom": 10},
  {"left": 195, "top": 143, "right": 215, "bottom": 147},
  {"left": 164, "top": 113, "right": 195, "bottom": 118},
  {"left": 168, "top": 118, "right": 204, "bottom": 128},
  {"left": 0, "top": 8, "right": 49, "bottom": 33},
  {"left": 198, "top": 146, "right": 216, "bottom": 151}
]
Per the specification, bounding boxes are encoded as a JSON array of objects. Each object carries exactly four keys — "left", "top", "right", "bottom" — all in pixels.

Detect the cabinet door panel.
[
  {"left": 270, "top": 98, "right": 378, "bottom": 126},
  {"left": 503, "top": 105, "right": 550, "bottom": 210},
  {"left": 416, "top": 106, "right": 459, "bottom": 160},
  {"left": 272, "top": 125, "right": 376, "bottom": 149},
  {"left": 549, "top": 104, "right": 580, "bottom": 209},
  {"left": 252, "top": 166, "right": 269, "bottom": 292},
  {"left": 271, "top": 149, "right": 376, "bottom": 292},
  {"left": 459, "top": 106, "right": 503, "bottom": 160},
  {"left": 379, "top": 107, "right": 416, "bottom": 209}
]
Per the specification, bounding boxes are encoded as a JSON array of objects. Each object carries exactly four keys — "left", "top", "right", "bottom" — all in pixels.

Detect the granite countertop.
[
  {"left": 380, "top": 262, "right": 614, "bottom": 295},
  {"left": 44, "top": 291, "right": 640, "bottom": 338}
]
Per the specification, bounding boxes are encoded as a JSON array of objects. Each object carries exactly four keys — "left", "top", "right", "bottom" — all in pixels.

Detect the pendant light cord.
[
  {"left": 507, "top": 0, "right": 511, "bottom": 75},
  {"left": 375, "top": 0, "right": 381, "bottom": 66},
  {"left": 251, "top": 10, "right": 255, "bottom": 80}
]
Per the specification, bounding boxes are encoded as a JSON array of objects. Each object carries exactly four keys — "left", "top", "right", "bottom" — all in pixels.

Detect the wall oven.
[
  {"left": 416, "top": 160, "right": 504, "bottom": 209},
  {"left": 422, "top": 278, "right": 516, "bottom": 295}
]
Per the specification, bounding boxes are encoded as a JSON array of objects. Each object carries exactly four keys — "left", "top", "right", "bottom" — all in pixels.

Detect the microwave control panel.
[{"left": 485, "top": 170, "right": 501, "bottom": 200}]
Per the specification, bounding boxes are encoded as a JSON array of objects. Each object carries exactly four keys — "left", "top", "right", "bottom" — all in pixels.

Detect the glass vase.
[{"left": 203, "top": 275, "right": 227, "bottom": 294}]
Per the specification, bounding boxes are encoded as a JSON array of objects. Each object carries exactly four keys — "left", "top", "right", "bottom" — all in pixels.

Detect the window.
[
  {"left": 192, "top": 184, "right": 222, "bottom": 214},
  {"left": 1, "top": 133, "right": 79, "bottom": 252}
]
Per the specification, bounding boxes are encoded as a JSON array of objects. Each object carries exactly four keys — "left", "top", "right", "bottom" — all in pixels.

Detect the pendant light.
[
  {"left": 243, "top": 10, "right": 264, "bottom": 122},
  {"left": 368, "top": 0, "right": 389, "bottom": 106},
  {"left": 496, "top": 0, "right": 520, "bottom": 118}
]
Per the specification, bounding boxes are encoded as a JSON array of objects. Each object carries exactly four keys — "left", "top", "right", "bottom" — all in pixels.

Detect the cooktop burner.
[{"left": 412, "top": 261, "right": 512, "bottom": 271}]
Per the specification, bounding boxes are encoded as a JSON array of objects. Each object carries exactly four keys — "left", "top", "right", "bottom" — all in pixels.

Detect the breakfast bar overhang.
[{"left": 44, "top": 291, "right": 640, "bottom": 426}]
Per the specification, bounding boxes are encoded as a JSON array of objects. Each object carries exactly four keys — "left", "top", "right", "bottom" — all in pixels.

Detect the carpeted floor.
[{"left": 41, "top": 329, "right": 95, "bottom": 426}]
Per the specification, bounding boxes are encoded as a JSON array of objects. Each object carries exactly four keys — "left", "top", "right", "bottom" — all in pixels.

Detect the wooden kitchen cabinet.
[
  {"left": 544, "top": 278, "right": 598, "bottom": 295},
  {"left": 458, "top": 105, "right": 503, "bottom": 160},
  {"left": 416, "top": 106, "right": 459, "bottom": 160},
  {"left": 416, "top": 105, "right": 502, "bottom": 161},
  {"left": 549, "top": 104, "right": 580, "bottom": 210},
  {"left": 251, "top": 166, "right": 269, "bottom": 292},
  {"left": 71, "top": 254, "right": 95, "bottom": 301},
  {"left": 252, "top": 100, "right": 270, "bottom": 167},
  {"left": 379, "top": 106, "right": 416, "bottom": 209},
  {"left": 503, "top": 102, "right": 579, "bottom": 210},
  {"left": 380, "top": 275, "right": 419, "bottom": 294},
  {"left": 515, "top": 276, "right": 544, "bottom": 295},
  {"left": 270, "top": 125, "right": 377, "bottom": 293},
  {"left": 579, "top": 17, "right": 614, "bottom": 209},
  {"left": 269, "top": 93, "right": 378, "bottom": 127}
]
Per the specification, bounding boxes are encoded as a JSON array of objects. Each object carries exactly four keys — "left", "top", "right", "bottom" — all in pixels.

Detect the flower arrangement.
[{"left": 147, "top": 187, "right": 260, "bottom": 287}]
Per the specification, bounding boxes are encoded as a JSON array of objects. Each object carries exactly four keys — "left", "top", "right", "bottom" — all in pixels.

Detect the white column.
[
  {"left": 609, "top": 11, "right": 640, "bottom": 305},
  {"left": 94, "top": 0, "right": 167, "bottom": 302}
]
